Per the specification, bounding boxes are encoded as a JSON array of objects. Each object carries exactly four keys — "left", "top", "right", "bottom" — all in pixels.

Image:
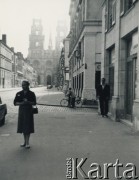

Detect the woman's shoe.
[
  {"left": 25, "top": 145, "right": 30, "bottom": 149},
  {"left": 20, "top": 143, "right": 26, "bottom": 147}
]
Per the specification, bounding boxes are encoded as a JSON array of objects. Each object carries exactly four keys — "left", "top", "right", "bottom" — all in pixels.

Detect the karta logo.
[{"left": 66, "top": 158, "right": 138, "bottom": 179}]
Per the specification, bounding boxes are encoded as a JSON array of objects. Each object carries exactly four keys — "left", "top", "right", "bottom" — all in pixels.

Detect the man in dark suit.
[{"left": 96, "top": 78, "right": 110, "bottom": 117}]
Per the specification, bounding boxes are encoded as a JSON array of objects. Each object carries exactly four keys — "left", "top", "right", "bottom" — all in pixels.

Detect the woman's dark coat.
[{"left": 14, "top": 90, "right": 36, "bottom": 134}]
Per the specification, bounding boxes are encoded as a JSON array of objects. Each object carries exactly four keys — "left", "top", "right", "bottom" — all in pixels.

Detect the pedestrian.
[
  {"left": 13, "top": 80, "right": 37, "bottom": 149},
  {"left": 0, "top": 97, "right": 2, "bottom": 104},
  {"left": 96, "top": 78, "right": 110, "bottom": 117},
  {"left": 67, "top": 88, "right": 76, "bottom": 108}
]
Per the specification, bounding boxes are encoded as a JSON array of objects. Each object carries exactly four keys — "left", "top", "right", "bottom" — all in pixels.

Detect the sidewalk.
[
  {"left": 0, "top": 87, "right": 21, "bottom": 92},
  {"left": 0, "top": 110, "right": 139, "bottom": 180}
]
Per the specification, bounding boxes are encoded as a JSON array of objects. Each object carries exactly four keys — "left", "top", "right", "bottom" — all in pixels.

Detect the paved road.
[
  {"left": 0, "top": 88, "right": 139, "bottom": 180},
  {"left": 1, "top": 110, "right": 139, "bottom": 180},
  {"left": 0, "top": 87, "right": 95, "bottom": 114}
]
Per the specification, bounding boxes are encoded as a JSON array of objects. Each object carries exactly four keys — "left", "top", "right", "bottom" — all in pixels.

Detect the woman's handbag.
[{"left": 32, "top": 105, "right": 38, "bottom": 114}]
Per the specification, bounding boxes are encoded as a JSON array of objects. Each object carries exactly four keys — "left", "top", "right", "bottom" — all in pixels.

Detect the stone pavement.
[
  {"left": 37, "top": 89, "right": 98, "bottom": 109},
  {"left": 0, "top": 108, "right": 139, "bottom": 180}
]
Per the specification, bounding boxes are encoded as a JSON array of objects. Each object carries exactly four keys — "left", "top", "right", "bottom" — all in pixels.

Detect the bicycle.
[{"left": 60, "top": 97, "right": 82, "bottom": 107}]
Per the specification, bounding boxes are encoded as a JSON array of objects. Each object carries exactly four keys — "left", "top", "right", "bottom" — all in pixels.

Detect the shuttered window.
[{"left": 105, "top": 0, "right": 116, "bottom": 32}]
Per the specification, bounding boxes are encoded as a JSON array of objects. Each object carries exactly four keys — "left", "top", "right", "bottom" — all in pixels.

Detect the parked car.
[{"left": 0, "top": 97, "right": 7, "bottom": 126}]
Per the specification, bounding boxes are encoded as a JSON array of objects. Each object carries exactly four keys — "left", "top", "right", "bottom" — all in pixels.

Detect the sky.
[{"left": 0, "top": 0, "right": 70, "bottom": 57}]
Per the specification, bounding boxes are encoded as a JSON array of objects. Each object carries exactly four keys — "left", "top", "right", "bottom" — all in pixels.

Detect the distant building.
[
  {"left": 16, "top": 52, "right": 24, "bottom": 86},
  {"left": 0, "top": 35, "right": 13, "bottom": 88},
  {"left": 55, "top": 20, "right": 68, "bottom": 51},
  {"left": 68, "top": 0, "right": 102, "bottom": 100},
  {"left": 28, "top": 19, "right": 68, "bottom": 86},
  {"left": 28, "top": 19, "right": 45, "bottom": 85},
  {"left": 11, "top": 48, "right": 18, "bottom": 87},
  {"left": 23, "top": 59, "right": 38, "bottom": 87}
]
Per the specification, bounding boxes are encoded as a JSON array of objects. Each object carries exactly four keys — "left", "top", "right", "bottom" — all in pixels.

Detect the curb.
[
  {"left": 37, "top": 103, "right": 98, "bottom": 109},
  {"left": 0, "top": 88, "right": 20, "bottom": 92}
]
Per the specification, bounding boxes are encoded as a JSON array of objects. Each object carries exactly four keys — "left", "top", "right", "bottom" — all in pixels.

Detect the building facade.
[
  {"left": 63, "top": 35, "right": 70, "bottom": 85},
  {"left": 28, "top": 19, "right": 45, "bottom": 85},
  {"left": 0, "top": 35, "right": 13, "bottom": 88},
  {"left": 28, "top": 19, "right": 68, "bottom": 86},
  {"left": 69, "top": 0, "right": 102, "bottom": 100},
  {"left": 11, "top": 49, "right": 18, "bottom": 87},
  {"left": 102, "top": 0, "right": 139, "bottom": 130}
]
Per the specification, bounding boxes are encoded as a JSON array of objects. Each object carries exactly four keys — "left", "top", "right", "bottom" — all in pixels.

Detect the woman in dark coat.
[{"left": 14, "top": 80, "right": 36, "bottom": 149}]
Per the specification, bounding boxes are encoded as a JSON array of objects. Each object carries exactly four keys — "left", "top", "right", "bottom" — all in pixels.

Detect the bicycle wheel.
[
  {"left": 60, "top": 99, "right": 68, "bottom": 107},
  {"left": 75, "top": 100, "right": 82, "bottom": 107}
]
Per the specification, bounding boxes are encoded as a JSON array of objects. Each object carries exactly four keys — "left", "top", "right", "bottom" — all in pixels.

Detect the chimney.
[
  {"left": 11, "top": 47, "right": 14, "bottom": 52},
  {"left": 2, "top": 34, "right": 7, "bottom": 44}
]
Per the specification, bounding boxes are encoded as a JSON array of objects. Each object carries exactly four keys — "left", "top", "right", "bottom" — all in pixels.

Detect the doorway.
[
  {"left": 95, "top": 71, "right": 101, "bottom": 89},
  {"left": 47, "top": 75, "right": 52, "bottom": 85},
  {"left": 126, "top": 57, "right": 137, "bottom": 121}
]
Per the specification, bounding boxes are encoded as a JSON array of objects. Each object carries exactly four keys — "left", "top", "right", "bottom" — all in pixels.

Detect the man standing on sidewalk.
[
  {"left": 96, "top": 78, "right": 110, "bottom": 117},
  {"left": 67, "top": 88, "right": 76, "bottom": 108}
]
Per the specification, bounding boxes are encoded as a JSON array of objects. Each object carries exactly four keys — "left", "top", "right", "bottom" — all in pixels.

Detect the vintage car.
[{"left": 0, "top": 98, "right": 7, "bottom": 126}]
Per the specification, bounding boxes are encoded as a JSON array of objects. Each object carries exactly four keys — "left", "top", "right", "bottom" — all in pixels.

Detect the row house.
[
  {"left": 16, "top": 52, "right": 38, "bottom": 87},
  {"left": 102, "top": 0, "right": 139, "bottom": 130},
  {"left": 0, "top": 35, "right": 13, "bottom": 88},
  {"left": 11, "top": 48, "right": 18, "bottom": 87},
  {"left": 58, "top": 48, "right": 65, "bottom": 87},
  {"left": 0, "top": 35, "right": 38, "bottom": 88},
  {"left": 63, "top": 34, "right": 70, "bottom": 87},
  {"left": 23, "top": 59, "right": 38, "bottom": 87},
  {"left": 69, "top": 0, "right": 102, "bottom": 101},
  {"left": 16, "top": 52, "right": 24, "bottom": 86}
]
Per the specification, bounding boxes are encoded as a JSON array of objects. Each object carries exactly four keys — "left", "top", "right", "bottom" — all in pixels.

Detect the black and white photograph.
[{"left": 0, "top": 0, "right": 139, "bottom": 179}]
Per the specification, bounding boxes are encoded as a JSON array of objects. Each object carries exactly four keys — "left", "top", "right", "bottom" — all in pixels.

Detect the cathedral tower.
[
  {"left": 28, "top": 19, "right": 45, "bottom": 84},
  {"left": 55, "top": 20, "right": 68, "bottom": 51}
]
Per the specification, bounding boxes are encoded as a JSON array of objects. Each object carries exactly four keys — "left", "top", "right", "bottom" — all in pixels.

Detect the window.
[
  {"left": 120, "top": 0, "right": 125, "bottom": 15},
  {"left": 108, "top": 47, "right": 115, "bottom": 99},
  {"left": 81, "top": 38, "right": 84, "bottom": 64},
  {"left": 105, "top": 0, "right": 116, "bottom": 31},
  {"left": 105, "top": 0, "right": 108, "bottom": 32},
  {"left": 127, "top": 0, "right": 133, "bottom": 10},
  {"left": 112, "top": 1, "right": 116, "bottom": 25},
  {"left": 35, "top": 42, "right": 39, "bottom": 47},
  {"left": 121, "top": 0, "right": 137, "bottom": 15},
  {"left": 109, "top": 67, "right": 114, "bottom": 99},
  {"left": 36, "top": 31, "right": 39, "bottom": 35}
]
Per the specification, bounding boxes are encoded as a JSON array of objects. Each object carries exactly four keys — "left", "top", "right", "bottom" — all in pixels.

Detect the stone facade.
[
  {"left": 102, "top": 0, "right": 139, "bottom": 131},
  {"left": 0, "top": 35, "right": 13, "bottom": 88},
  {"left": 28, "top": 19, "right": 67, "bottom": 86},
  {"left": 69, "top": 0, "right": 102, "bottom": 100}
]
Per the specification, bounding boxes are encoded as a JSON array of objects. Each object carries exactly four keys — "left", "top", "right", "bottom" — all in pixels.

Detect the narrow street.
[{"left": 0, "top": 88, "right": 139, "bottom": 180}]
